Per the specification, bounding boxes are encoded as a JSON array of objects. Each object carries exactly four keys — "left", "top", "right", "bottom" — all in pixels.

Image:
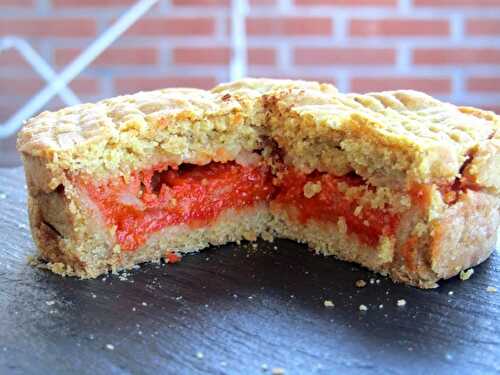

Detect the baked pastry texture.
[{"left": 17, "top": 78, "right": 499, "bottom": 288}]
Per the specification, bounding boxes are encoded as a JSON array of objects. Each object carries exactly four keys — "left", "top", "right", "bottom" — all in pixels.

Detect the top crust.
[
  {"left": 17, "top": 78, "right": 500, "bottom": 191},
  {"left": 265, "top": 88, "right": 499, "bottom": 189},
  {"left": 17, "top": 87, "right": 256, "bottom": 184}
]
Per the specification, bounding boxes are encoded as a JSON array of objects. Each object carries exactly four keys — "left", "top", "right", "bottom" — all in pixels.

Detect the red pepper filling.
[
  {"left": 80, "top": 162, "right": 274, "bottom": 251},
  {"left": 272, "top": 169, "right": 399, "bottom": 247},
  {"left": 79, "top": 162, "right": 403, "bottom": 251}
]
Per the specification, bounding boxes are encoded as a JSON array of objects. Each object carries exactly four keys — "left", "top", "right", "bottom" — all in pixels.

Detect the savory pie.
[{"left": 17, "top": 78, "right": 499, "bottom": 288}]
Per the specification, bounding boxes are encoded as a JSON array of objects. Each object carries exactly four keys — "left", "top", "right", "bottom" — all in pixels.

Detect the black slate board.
[{"left": 0, "top": 167, "right": 498, "bottom": 375}]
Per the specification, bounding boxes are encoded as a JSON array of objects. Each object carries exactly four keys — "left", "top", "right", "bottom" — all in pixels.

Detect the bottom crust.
[{"left": 33, "top": 203, "right": 272, "bottom": 278}]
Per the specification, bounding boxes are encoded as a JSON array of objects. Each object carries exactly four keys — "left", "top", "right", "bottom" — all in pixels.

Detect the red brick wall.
[{"left": 1, "top": 0, "right": 500, "bottom": 165}]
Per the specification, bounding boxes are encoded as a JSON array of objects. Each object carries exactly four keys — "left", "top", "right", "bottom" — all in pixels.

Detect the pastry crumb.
[
  {"left": 45, "top": 300, "right": 55, "bottom": 306},
  {"left": 459, "top": 268, "right": 474, "bottom": 281},
  {"left": 106, "top": 344, "right": 114, "bottom": 350},
  {"left": 196, "top": 351, "right": 204, "bottom": 359},
  {"left": 397, "top": 299, "right": 406, "bottom": 307},
  {"left": 271, "top": 368, "right": 285, "bottom": 375},
  {"left": 486, "top": 286, "right": 497, "bottom": 293},
  {"left": 323, "top": 300, "right": 334, "bottom": 308},
  {"left": 359, "top": 304, "right": 368, "bottom": 311},
  {"left": 355, "top": 279, "right": 367, "bottom": 288},
  {"left": 303, "top": 181, "right": 322, "bottom": 198}
]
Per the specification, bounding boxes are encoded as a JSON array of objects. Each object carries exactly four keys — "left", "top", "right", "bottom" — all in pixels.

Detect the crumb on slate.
[
  {"left": 271, "top": 368, "right": 285, "bottom": 375},
  {"left": 486, "top": 286, "right": 497, "bottom": 293},
  {"left": 355, "top": 279, "right": 367, "bottom": 288},
  {"left": 459, "top": 268, "right": 474, "bottom": 281},
  {"left": 106, "top": 344, "right": 114, "bottom": 350},
  {"left": 323, "top": 300, "right": 334, "bottom": 308},
  {"left": 359, "top": 304, "right": 368, "bottom": 311},
  {"left": 196, "top": 351, "right": 204, "bottom": 359},
  {"left": 397, "top": 299, "right": 407, "bottom": 307}
]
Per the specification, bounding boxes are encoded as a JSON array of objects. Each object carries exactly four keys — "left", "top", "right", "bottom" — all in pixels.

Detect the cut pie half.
[{"left": 17, "top": 78, "right": 499, "bottom": 288}]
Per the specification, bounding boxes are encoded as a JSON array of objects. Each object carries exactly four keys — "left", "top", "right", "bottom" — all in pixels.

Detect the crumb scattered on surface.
[
  {"left": 106, "top": 344, "right": 114, "bottom": 350},
  {"left": 261, "top": 363, "right": 269, "bottom": 371},
  {"left": 459, "top": 268, "right": 474, "bottom": 281},
  {"left": 196, "top": 351, "right": 204, "bottom": 359},
  {"left": 486, "top": 286, "right": 497, "bottom": 293},
  {"left": 448, "top": 291, "right": 454, "bottom": 296},
  {"left": 0, "top": 193, "right": 7, "bottom": 199},
  {"left": 355, "top": 280, "right": 367, "bottom": 288},
  {"left": 271, "top": 367, "right": 285, "bottom": 375},
  {"left": 397, "top": 299, "right": 407, "bottom": 307},
  {"left": 378, "top": 304, "right": 384, "bottom": 309},
  {"left": 46, "top": 300, "right": 55, "bottom": 306},
  {"left": 142, "top": 302, "right": 148, "bottom": 306},
  {"left": 303, "top": 181, "right": 322, "bottom": 198},
  {"left": 323, "top": 300, "right": 334, "bottom": 308},
  {"left": 369, "top": 278, "right": 375, "bottom": 284},
  {"left": 359, "top": 304, "right": 368, "bottom": 311}
]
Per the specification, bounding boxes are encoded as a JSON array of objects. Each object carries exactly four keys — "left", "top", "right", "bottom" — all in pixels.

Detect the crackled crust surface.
[
  {"left": 17, "top": 77, "right": 500, "bottom": 287},
  {"left": 265, "top": 88, "right": 499, "bottom": 188},
  {"left": 18, "top": 87, "right": 256, "bottom": 185}
]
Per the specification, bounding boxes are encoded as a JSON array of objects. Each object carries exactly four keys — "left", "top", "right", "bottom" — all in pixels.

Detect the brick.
[
  {"left": 69, "top": 78, "right": 100, "bottom": 96},
  {"left": 351, "top": 77, "right": 451, "bottom": 94},
  {"left": 173, "top": 47, "right": 230, "bottom": 65},
  {"left": 114, "top": 76, "right": 218, "bottom": 93},
  {"left": 0, "top": 77, "right": 99, "bottom": 96},
  {"left": 414, "top": 0, "right": 500, "bottom": 6},
  {"left": 55, "top": 48, "right": 158, "bottom": 67},
  {"left": 0, "top": 78, "right": 42, "bottom": 95},
  {"left": 250, "top": 0, "right": 277, "bottom": 5},
  {"left": 349, "top": 19, "right": 449, "bottom": 37},
  {"left": 466, "top": 19, "right": 500, "bottom": 35},
  {"left": 0, "top": 19, "right": 96, "bottom": 37},
  {"left": 467, "top": 77, "right": 500, "bottom": 92},
  {"left": 413, "top": 49, "right": 500, "bottom": 65},
  {"left": 247, "top": 17, "right": 333, "bottom": 36},
  {"left": 126, "top": 17, "right": 215, "bottom": 36},
  {"left": 0, "top": 49, "right": 28, "bottom": 67},
  {"left": 248, "top": 48, "right": 276, "bottom": 66},
  {"left": 294, "top": 48, "right": 395, "bottom": 65},
  {"left": 294, "top": 0, "right": 396, "bottom": 5},
  {"left": 1, "top": 0, "right": 33, "bottom": 6},
  {"left": 53, "top": 0, "right": 135, "bottom": 6},
  {"left": 173, "top": 47, "right": 276, "bottom": 66},
  {"left": 171, "top": 0, "right": 230, "bottom": 5}
]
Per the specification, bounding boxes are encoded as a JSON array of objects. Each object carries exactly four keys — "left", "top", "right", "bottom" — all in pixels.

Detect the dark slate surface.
[{"left": 0, "top": 167, "right": 498, "bottom": 375}]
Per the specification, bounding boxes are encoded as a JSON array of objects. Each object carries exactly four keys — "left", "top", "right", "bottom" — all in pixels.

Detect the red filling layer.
[
  {"left": 80, "top": 162, "right": 274, "bottom": 251},
  {"left": 272, "top": 169, "right": 400, "bottom": 247},
  {"left": 79, "top": 162, "right": 401, "bottom": 251}
]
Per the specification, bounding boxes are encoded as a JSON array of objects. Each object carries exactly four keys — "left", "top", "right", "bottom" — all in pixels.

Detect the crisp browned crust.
[{"left": 17, "top": 78, "right": 500, "bottom": 287}]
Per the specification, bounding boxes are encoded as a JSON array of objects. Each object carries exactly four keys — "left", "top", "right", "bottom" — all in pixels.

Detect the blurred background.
[{"left": 1, "top": 0, "right": 500, "bottom": 167}]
